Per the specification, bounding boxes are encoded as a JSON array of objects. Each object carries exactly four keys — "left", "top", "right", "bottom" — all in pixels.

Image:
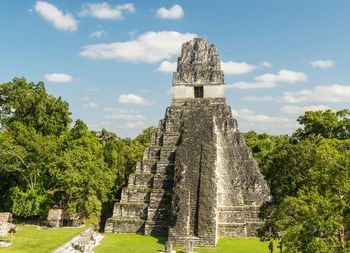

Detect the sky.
[{"left": 1, "top": 0, "right": 349, "bottom": 138}]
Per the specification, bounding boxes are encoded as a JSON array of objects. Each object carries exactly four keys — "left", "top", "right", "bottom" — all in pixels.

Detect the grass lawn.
[
  {"left": 94, "top": 233, "right": 277, "bottom": 253},
  {"left": 0, "top": 224, "right": 86, "bottom": 253}
]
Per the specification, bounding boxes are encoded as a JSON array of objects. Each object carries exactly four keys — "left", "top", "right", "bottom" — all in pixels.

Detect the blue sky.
[{"left": 1, "top": 1, "right": 349, "bottom": 137}]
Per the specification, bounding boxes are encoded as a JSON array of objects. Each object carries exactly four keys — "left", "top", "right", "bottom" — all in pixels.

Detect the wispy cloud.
[
  {"left": 79, "top": 3, "right": 135, "bottom": 20},
  {"left": 255, "top": 70, "right": 307, "bottom": 83},
  {"left": 89, "top": 30, "right": 108, "bottom": 38},
  {"left": 35, "top": 1, "right": 78, "bottom": 31},
  {"left": 44, "top": 73, "right": 73, "bottom": 82},
  {"left": 105, "top": 113, "right": 146, "bottom": 120},
  {"left": 281, "top": 105, "right": 330, "bottom": 114},
  {"left": 227, "top": 81, "right": 276, "bottom": 89},
  {"left": 80, "top": 31, "right": 197, "bottom": 63},
  {"left": 156, "top": 61, "right": 177, "bottom": 73},
  {"left": 118, "top": 94, "right": 152, "bottom": 105},
  {"left": 221, "top": 61, "right": 256, "bottom": 75},
  {"left": 310, "top": 60, "right": 334, "bottom": 69},
  {"left": 278, "top": 84, "right": 350, "bottom": 103},
  {"left": 83, "top": 102, "right": 99, "bottom": 108},
  {"left": 231, "top": 108, "right": 299, "bottom": 134},
  {"left": 261, "top": 61, "right": 273, "bottom": 67},
  {"left": 123, "top": 121, "right": 146, "bottom": 128},
  {"left": 227, "top": 69, "right": 307, "bottom": 89},
  {"left": 243, "top": 96, "right": 274, "bottom": 101},
  {"left": 156, "top": 4, "right": 184, "bottom": 20}
]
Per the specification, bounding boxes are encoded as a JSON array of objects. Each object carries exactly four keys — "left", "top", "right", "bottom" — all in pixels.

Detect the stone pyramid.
[{"left": 105, "top": 38, "right": 270, "bottom": 247}]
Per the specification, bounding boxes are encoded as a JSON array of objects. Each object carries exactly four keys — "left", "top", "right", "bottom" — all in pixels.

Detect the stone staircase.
[{"left": 105, "top": 111, "right": 182, "bottom": 236}]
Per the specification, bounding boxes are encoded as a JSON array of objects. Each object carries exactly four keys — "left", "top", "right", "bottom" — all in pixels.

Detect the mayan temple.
[{"left": 105, "top": 38, "right": 270, "bottom": 247}]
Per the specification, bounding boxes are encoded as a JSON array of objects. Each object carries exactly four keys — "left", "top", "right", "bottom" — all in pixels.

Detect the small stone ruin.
[
  {"left": 0, "top": 212, "right": 17, "bottom": 247},
  {"left": 47, "top": 208, "right": 63, "bottom": 228},
  {"left": 105, "top": 38, "right": 270, "bottom": 247},
  {"left": 47, "top": 208, "right": 81, "bottom": 228}
]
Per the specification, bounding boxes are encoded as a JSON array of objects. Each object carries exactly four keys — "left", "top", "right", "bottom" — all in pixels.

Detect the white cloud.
[
  {"left": 227, "top": 69, "right": 306, "bottom": 89},
  {"left": 89, "top": 30, "right": 108, "bottom": 38},
  {"left": 255, "top": 70, "right": 307, "bottom": 83},
  {"left": 311, "top": 60, "right": 334, "bottom": 69},
  {"left": 281, "top": 105, "right": 330, "bottom": 114},
  {"left": 243, "top": 96, "right": 274, "bottom": 101},
  {"left": 118, "top": 94, "right": 152, "bottom": 105},
  {"left": 221, "top": 61, "right": 256, "bottom": 75},
  {"left": 35, "top": 1, "right": 78, "bottom": 32},
  {"left": 279, "top": 84, "right": 350, "bottom": 103},
  {"left": 156, "top": 61, "right": 177, "bottom": 73},
  {"left": 79, "top": 2, "right": 135, "bottom": 20},
  {"left": 81, "top": 96, "right": 90, "bottom": 101},
  {"left": 261, "top": 61, "right": 273, "bottom": 67},
  {"left": 232, "top": 108, "right": 299, "bottom": 134},
  {"left": 44, "top": 73, "right": 73, "bottom": 82},
  {"left": 83, "top": 102, "right": 99, "bottom": 108},
  {"left": 105, "top": 113, "right": 146, "bottom": 120},
  {"left": 86, "top": 88, "right": 98, "bottom": 92},
  {"left": 226, "top": 81, "right": 277, "bottom": 89},
  {"left": 124, "top": 122, "right": 146, "bottom": 128},
  {"left": 80, "top": 31, "right": 197, "bottom": 63},
  {"left": 103, "top": 108, "right": 129, "bottom": 113},
  {"left": 156, "top": 4, "right": 184, "bottom": 20}
]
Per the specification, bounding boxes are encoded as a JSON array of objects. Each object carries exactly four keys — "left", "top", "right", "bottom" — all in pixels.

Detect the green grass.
[
  {"left": 0, "top": 224, "right": 86, "bottom": 253},
  {"left": 94, "top": 234, "right": 277, "bottom": 253}
]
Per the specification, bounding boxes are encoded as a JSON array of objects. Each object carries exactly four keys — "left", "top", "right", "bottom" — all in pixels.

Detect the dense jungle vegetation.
[{"left": 0, "top": 78, "right": 349, "bottom": 252}]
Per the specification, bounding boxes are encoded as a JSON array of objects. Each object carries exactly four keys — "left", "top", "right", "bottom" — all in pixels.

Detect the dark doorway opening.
[{"left": 194, "top": 86, "right": 203, "bottom": 98}]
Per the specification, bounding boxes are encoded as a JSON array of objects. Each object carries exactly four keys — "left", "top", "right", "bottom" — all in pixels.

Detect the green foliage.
[
  {"left": 244, "top": 131, "right": 289, "bottom": 176},
  {"left": 134, "top": 126, "right": 157, "bottom": 147},
  {"left": 250, "top": 109, "right": 350, "bottom": 252},
  {"left": 9, "top": 187, "right": 51, "bottom": 218},
  {"left": 0, "top": 77, "right": 154, "bottom": 223},
  {"left": 0, "top": 122, "right": 57, "bottom": 190},
  {"left": 50, "top": 120, "right": 114, "bottom": 221},
  {"left": 0, "top": 77, "right": 72, "bottom": 136},
  {"left": 294, "top": 109, "right": 350, "bottom": 140},
  {"left": 98, "top": 128, "right": 148, "bottom": 201}
]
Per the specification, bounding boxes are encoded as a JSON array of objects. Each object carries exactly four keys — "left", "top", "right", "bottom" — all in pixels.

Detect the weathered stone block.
[
  {"left": 105, "top": 218, "right": 145, "bottom": 234},
  {"left": 128, "top": 173, "right": 154, "bottom": 188},
  {"left": 120, "top": 188, "right": 151, "bottom": 203},
  {"left": 113, "top": 203, "right": 148, "bottom": 219}
]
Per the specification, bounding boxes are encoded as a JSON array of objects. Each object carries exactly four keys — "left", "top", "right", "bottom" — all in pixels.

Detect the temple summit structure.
[{"left": 105, "top": 38, "right": 270, "bottom": 247}]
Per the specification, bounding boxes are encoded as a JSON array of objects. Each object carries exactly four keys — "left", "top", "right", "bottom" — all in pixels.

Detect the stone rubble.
[{"left": 51, "top": 227, "right": 103, "bottom": 253}]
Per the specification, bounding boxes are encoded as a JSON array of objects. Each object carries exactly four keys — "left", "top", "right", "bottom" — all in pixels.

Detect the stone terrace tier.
[{"left": 104, "top": 106, "right": 182, "bottom": 235}]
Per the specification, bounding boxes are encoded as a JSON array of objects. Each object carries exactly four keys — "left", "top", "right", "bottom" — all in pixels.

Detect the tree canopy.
[
  {"left": 245, "top": 109, "right": 350, "bottom": 252},
  {"left": 0, "top": 78, "right": 154, "bottom": 222}
]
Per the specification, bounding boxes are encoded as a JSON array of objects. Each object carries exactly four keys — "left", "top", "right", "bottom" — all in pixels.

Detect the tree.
[
  {"left": 0, "top": 77, "right": 71, "bottom": 136},
  {"left": 134, "top": 126, "right": 157, "bottom": 147},
  {"left": 253, "top": 109, "right": 350, "bottom": 251},
  {"left": 294, "top": 109, "right": 350, "bottom": 140},
  {"left": 49, "top": 120, "right": 114, "bottom": 222},
  {"left": 274, "top": 139, "right": 350, "bottom": 252}
]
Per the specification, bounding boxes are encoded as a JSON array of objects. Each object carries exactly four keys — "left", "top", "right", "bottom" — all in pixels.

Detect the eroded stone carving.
[{"left": 172, "top": 38, "right": 224, "bottom": 86}]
